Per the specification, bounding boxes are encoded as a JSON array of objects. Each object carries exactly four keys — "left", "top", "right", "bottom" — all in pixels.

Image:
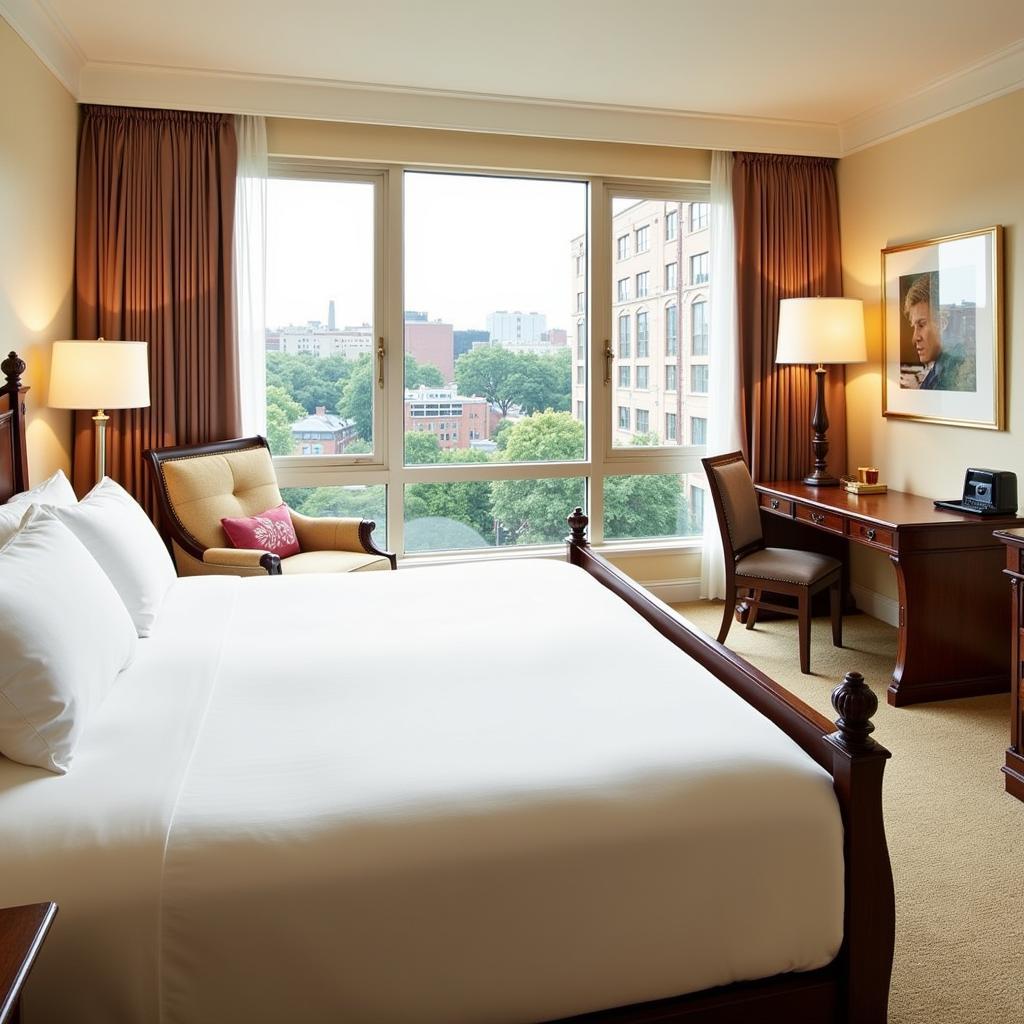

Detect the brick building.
[
  {"left": 290, "top": 408, "right": 359, "bottom": 455},
  {"left": 404, "top": 386, "right": 501, "bottom": 450}
]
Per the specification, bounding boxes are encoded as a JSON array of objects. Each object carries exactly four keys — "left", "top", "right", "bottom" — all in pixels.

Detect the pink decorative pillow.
[{"left": 221, "top": 503, "right": 300, "bottom": 558}]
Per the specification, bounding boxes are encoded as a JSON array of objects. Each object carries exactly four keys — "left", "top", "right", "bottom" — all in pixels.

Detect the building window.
[
  {"left": 690, "top": 485, "right": 705, "bottom": 532},
  {"left": 576, "top": 365, "right": 585, "bottom": 385},
  {"left": 665, "top": 412, "right": 677, "bottom": 441},
  {"left": 636, "top": 365, "right": 649, "bottom": 389},
  {"left": 618, "top": 313, "right": 631, "bottom": 358},
  {"left": 618, "top": 364, "right": 631, "bottom": 387},
  {"left": 691, "top": 300, "right": 708, "bottom": 355},
  {"left": 617, "top": 235, "right": 629, "bottom": 261},
  {"left": 665, "top": 208, "right": 678, "bottom": 241},
  {"left": 636, "top": 312, "right": 649, "bottom": 357},
  {"left": 692, "top": 364, "right": 709, "bottom": 393},
  {"left": 635, "top": 409, "right": 650, "bottom": 434},
  {"left": 635, "top": 271, "right": 649, "bottom": 298},
  {"left": 576, "top": 400, "right": 584, "bottom": 419},
  {"left": 618, "top": 406, "right": 630, "bottom": 430},
  {"left": 635, "top": 225, "right": 649, "bottom": 253},
  {"left": 575, "top": 253, "right": 585, "bottom": 276},
  {"left": 665, "top": 365, "right": 677, "bottom": 391},
  {"left": 617, "top": 278, "right": 630, "bottom": 302},
  {"left": 690, "top": 202, "right": 709, "bottom": 232},
  {"left": 691, "top": 416, "right": 707, "bottom": 445},
  {"left": 666, "top": 304, "right": 678, "bottom": 356},
  {"left": 665, "top": 262, "right": 677, "bottom": 291},
  {"left": 576, "top": 325, "right": 585, "bottom": 360},
  {"left": 690, "top": 252, "right": 709, "bottom": 285},
  {"left": 576, "top": 291, "right": 585, "bottom": 313}
]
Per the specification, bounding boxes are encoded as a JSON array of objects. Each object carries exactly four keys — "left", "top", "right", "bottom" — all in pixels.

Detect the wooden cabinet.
[{"left": 995, "top": 529, "right": 1024, "bottom": 802}]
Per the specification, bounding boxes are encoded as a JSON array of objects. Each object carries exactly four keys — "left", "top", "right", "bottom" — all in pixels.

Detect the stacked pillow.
[{"left": 0, "top": 472, "right": 177, "bottom": 773}]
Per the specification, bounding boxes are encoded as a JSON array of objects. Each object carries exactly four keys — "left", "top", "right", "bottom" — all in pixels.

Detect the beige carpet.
[{"left": 673, "top": 601, "right": 1024, "bottom": 1024}]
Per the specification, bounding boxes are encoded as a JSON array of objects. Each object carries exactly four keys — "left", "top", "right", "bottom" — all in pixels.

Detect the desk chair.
[{"left": 703, "top": 451, "right": 842, "bottom": 674}]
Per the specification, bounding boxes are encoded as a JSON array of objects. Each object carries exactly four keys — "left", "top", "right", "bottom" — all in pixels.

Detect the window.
[
  {"left": 618, "top": 364, "right": 631, "bottom": 387},
  {"left": 618, "top": 406, "right": 630, "bottom": 430},
  {"left": 665, "top": 365, "right": 677, "bottom": 391},
  {"left": 635, "top": 225, "right": 649, "bottom": 253},
  {"left": 618, "top": 313, "right": 631, "bottom": 358},
  {"left": 575, "top": 253, "right": 585, "bottom": 276},
  {"left": 691, "top": 300, "right": 708, "bottom": 355},
  {"left": 690, "top": 202, "right": 709, "bottom": 232},
  {"left": 665, "top": 413, "right": 677, "bottom": 441},
  {"left": 691, "top": 416, "right": 707, "bottom": 445},
  {"left": 635, "top": 271, "right": 649, "bottom": 298},
  {"left": 636, "top": 312, "right": 649, "bottom": 357},
  {"left": 576, "top": 328, "right": 585, "bottom": 359},
  {"left": 576, "top": 291, "right": 584, "bottom": 313},
  {"left": 666, "top": 304, "right": 678, "bottom": 356},
  {"left": 690, "top": 484, "right": 705, "bottom": 532},
  {"left": 576, "top": 365, "right": 585, "bottom": 385},
  {"left": 690, "top": 252, "right": 709, "bottom": 285},
  {"left": 617, "top": 278, "right": 629, "bottom": 302},
  {"left": 665, "top": 208, "right": 678, "bottom": 241},
  {"left": 636, "top": 365, "right": 649, "bottom": 389},
  {"left": 635, "top": 409, "right": 650, "bottom": 434},
  {"left": 692, "top": 364, "right": 709, "bottom": 393},
  {"left": 665, "top": 263, "right": 677, "bottom": 291},
  {"left": 617, "top": 235, "right": 629, "bottom": 261},
  {"left": 576, "top": 400, "right": 584, "bottom": 419}
]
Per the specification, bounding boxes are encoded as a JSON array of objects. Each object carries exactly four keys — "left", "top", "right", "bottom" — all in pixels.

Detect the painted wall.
[
  {"left": 838, "top": 88, "right": 1024, "bottom": 599},
  {"left": 0, "top": 18, "right": 78, "bottom": 482}
]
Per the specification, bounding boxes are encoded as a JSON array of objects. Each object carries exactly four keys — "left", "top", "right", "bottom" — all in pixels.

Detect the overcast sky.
[{"left": 266, "top": 173, "right": 588, "bottom": 333}]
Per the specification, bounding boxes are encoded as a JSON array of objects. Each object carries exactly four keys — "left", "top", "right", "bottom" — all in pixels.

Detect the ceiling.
[{"left": 6, "top": 0, "right": 1024, "bottom": 155}]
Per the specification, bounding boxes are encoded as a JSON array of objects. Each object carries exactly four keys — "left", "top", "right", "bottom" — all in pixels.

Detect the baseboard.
[
  {"left": 641, "top": 577, "right": 702, "bottom": 604},
  {"left": 851, "top": 584, "right": 899, "bottom": 628}
]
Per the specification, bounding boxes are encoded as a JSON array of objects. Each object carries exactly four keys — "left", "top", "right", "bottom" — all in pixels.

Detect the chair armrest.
[
  {"left": 203, "top": 546, "right": 282, "bottom": 575},
  {"left": 289, "top": 511, "right": 396, "bottom": 567}
]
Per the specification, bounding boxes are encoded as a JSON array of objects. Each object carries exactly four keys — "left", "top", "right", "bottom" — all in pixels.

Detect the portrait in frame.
[{"left": 882, "top": 226, "right": 1003, "bottom": 429}]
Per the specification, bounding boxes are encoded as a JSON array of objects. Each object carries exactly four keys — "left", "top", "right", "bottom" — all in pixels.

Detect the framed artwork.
[{"left": 881, "top": 225, "right": 1003, "bottom": 429}]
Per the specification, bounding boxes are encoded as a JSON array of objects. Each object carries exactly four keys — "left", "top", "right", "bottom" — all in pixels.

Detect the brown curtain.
[
  {"left": 732, "top": 152, "right": 846, "bottom": 482},
  {"left": 73, "top": 106, "right": 240, "bottom": 515}
]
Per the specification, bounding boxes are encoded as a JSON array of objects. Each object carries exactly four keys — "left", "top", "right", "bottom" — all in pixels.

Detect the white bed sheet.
[{"left": 0, "top": 559, "right": 844, "bottom": 1024}]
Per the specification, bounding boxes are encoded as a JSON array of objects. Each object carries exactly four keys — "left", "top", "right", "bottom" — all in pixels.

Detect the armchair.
[{"left": 145, "top": 436, "right": 395, "bottom": 577}]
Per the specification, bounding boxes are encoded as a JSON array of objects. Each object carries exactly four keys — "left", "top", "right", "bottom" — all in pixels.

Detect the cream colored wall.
[
  {"left": 0, "top": 18, "right": 78, "bottom": 483},
  {"left": 838, "top": 88, "right": 1024, "bottom": 598}
]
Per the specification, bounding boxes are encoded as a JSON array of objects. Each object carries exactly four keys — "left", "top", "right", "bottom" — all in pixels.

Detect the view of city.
[{"left": 265, "top": 174, "right": 711, "bottom": 551}]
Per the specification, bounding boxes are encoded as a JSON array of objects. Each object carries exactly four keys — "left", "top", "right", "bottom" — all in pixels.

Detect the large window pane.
[
  {"left": 266, "top": 177, "right": 376, "bottom": 457},
  {"left": 404, "top": 172, "right": 587, "bottom": 466},
  {"left": 280, "top": 485, "right": 387, "bottom": 548},
  {"left": 602, "top": 473, "right": 703, "bottom": 541},
  {"left": 404, "top": 477, "right": 586, "bottom": 552}
]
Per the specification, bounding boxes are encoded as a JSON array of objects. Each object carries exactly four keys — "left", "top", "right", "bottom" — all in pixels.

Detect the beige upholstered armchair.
[{"left": 145, "top": 436, "right": 395, "bottom": 577}]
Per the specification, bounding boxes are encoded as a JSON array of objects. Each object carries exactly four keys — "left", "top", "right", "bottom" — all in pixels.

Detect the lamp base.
[{"left": 803, "top": 471, "right": 840, "bottom": 487}]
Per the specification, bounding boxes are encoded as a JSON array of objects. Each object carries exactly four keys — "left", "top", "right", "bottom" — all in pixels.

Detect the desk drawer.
[
  {"left": 848, "top": 519, "right": 895, "bottom": 552},
  {"left": 759, "top": 493, "right": 793, "bottom": 517},
  {"left": 794, "top": 502, "right": 845, "bottom": 535}
]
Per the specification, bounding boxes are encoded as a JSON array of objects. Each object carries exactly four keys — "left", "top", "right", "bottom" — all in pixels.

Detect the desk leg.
[{"left": 889, "top": 547, "right": 1011, "bottom": 706}]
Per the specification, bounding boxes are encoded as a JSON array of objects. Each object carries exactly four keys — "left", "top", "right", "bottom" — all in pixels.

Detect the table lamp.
[
  {"left": 775, "top": 298, "right": 866, "bottom": 487},
  {"left": 49, "top": 339, "right": 150, "bottom": 483}
]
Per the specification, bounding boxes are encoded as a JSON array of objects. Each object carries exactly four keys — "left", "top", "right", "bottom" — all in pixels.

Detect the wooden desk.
[{"left": 755, "top": 480, "right": 1024, "bottom": 707}]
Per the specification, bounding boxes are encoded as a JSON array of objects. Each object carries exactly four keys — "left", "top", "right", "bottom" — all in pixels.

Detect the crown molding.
[
  {"left": 77, "top": 62, "right": 842, "bottom": 157},
  {"left": 0, "top": 0, "right": 84, "bottom": 95},
  {"left": 840, "top": 39, "right": 1024, "bottom": 154}
]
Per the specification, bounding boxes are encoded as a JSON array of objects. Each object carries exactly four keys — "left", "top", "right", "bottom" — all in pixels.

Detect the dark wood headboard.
[{"left": 0, "top": 352, "right": 29, "bottom": 504}]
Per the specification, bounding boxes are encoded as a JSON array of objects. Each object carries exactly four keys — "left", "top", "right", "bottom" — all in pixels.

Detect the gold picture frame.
[{"left": 881, "top": 225, "right": 1003, "bottom": 429}]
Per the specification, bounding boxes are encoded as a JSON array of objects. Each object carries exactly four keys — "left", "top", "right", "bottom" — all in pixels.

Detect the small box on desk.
[{"left": 844, "top": 480, "right": 888, "bottom": 495}]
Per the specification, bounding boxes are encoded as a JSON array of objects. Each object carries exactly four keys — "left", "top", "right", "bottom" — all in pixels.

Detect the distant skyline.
[{"left": 266, "top": 172, "right": 587, "bottom": 333}]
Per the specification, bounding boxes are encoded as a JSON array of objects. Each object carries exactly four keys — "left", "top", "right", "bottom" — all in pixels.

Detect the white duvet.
[{"left": 0, "top": 559, "right": 844, "bottom": 1024}]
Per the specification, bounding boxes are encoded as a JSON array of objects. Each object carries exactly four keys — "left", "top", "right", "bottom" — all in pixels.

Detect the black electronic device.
[{"left": 934, "top": 468, "right": 1018, "bottom": 516}]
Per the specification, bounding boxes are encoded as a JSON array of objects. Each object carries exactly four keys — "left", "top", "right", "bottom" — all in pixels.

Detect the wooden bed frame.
[{"left": 0, "top": 354, "right": 894, "bottom": 1024}]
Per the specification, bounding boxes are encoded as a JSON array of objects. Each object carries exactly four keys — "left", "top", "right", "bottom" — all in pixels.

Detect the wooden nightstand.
[{"left": 0, "top": 904, "right": 57, "bottom": 1024}]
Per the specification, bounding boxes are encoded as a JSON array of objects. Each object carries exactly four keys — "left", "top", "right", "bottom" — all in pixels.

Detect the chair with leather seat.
[
  {"left": 145, "top": 435, "right": 396, "bottom": 577},
  {"left": 702, "top": 451, "right": 841, "bottom": 674}
]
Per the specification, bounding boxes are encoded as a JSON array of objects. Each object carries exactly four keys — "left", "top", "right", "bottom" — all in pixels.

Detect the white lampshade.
[
  {"left": 775, "top": 298, "right": 867, "bottom": 365},
  {"left": 49, "top": 340, "right": 150, "bottom": 410}
]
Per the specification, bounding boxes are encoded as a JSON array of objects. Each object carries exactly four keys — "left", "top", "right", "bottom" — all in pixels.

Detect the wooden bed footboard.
[{"left": 561, "top": 509, "right": 895, "bottom": 1024}]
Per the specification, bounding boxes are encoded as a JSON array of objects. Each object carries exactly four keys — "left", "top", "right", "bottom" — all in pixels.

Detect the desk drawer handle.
[
  {"left": 770, "top": 499, "right": 780, "bottom": 510},
  {"left": 810, "top": 512, "right": 825, "bottom": 525},
  {"left": 866, "top": 528, "right": 877, "bottom": 541}
]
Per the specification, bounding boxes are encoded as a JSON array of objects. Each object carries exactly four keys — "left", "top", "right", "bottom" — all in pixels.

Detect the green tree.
[
  {"left": 266, "top": 352, "right": 353, "bottom": 414},
  {"left": 405, "top": 354, "right": 444, "bottom": 389},
  {"left": 604, "top": 474, "right": 685, "bottom": 540},
  {"left": 454, "top": 345, "right": 520, "bottom": 414},
  {"left": 338, "top": 355, "right": 374, "bottom": 440},
  {"left": 404, "top": 431, "right": 442, "bottom": 466},
  {"left": 504, "top": 349, "right": 572, "bottom": 415},
  {"left": 265, "top": 385, "right": 306, "bottom": 456},
  {"left": 406, "top": 447, "right": 496, "bottom": 547}
]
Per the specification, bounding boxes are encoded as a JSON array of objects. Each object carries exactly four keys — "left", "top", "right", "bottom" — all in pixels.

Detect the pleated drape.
[
  {"left": 732, "top": 152, "right": 846, "bottom": 482},
  {"left": 73, "top": 106, "right": 240, "bottom": 515}
]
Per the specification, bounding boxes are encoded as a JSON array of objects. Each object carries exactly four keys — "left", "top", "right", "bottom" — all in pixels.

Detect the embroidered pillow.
[{"left": 221, "top": 503, "right": 300, "bottom": 558}]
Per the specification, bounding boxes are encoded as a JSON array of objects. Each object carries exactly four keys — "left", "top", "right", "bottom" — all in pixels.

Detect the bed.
[{"left": 0, "top": 351, "right": 894, "bottom": 1024}]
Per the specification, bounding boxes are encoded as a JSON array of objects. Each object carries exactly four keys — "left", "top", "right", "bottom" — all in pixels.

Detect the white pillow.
[
  {"left": 0, "top": 469, "right": 78, "bottom": 547},
  {"left": 39, "top": 477, "right": 176, "bottom": 638},
  {"left": 0, "top": 508, "right": 137, "bottom": 773}
]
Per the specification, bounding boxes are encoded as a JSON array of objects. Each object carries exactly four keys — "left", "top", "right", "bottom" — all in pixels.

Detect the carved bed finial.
[
  {"left": 567, "top": 507, "right": 589, "bottom": 546},
  {"left": 2, "top": 351, "right": 26, "bottom": 389},
  {"left": 831, "top": 671, "right": 878, "bottom": 750}
]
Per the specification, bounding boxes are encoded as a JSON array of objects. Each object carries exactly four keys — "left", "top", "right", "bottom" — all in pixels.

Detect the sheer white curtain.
[
  {"left": 234, "top": 115, "right": 269, "bottom": 436},
  {"left": 700, "top": 151, "right": 743, "bottom": 600}
]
